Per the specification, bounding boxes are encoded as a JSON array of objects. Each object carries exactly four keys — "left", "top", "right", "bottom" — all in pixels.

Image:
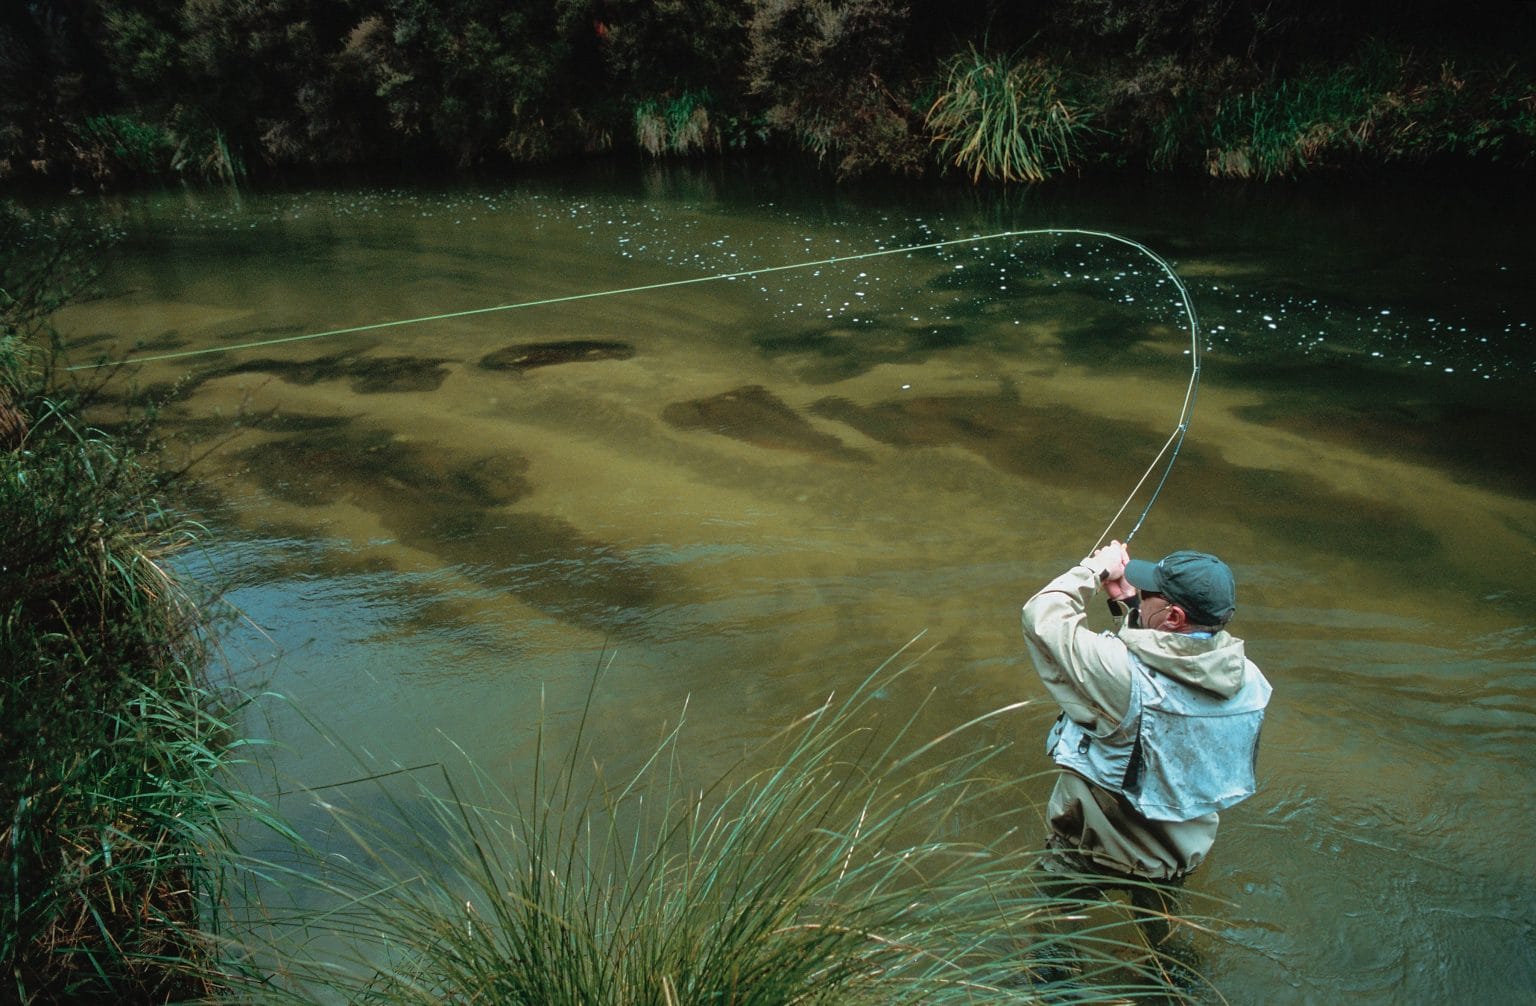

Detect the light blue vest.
[{"left": 1047, "top": 646, "right": 1272, "bottom": 821}]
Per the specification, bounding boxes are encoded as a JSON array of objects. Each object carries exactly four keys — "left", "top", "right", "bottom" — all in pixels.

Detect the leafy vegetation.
[
  {"left": 746, "top": 0, "right": 929, "bottom": 178},
  {"left": 1144, "top": 44, "right": 1536, "bottom": 179}
]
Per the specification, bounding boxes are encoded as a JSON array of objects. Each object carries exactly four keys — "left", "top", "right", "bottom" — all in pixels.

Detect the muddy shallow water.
[{"left": 52, "top": 164, "right": 1536, "bottom": 1001}]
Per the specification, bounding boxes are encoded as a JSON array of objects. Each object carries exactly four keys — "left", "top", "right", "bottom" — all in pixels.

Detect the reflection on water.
[{"left": 52, "top": 165, "right": 1536, "bottom": 1003}]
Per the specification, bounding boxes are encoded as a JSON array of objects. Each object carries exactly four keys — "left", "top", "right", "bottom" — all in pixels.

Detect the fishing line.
[{"left": 65, "top": 226, "right": 1201, "bottom": 545}]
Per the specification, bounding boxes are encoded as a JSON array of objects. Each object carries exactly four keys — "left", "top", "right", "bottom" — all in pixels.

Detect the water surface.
[{"left": 54, "top": 164, "right": 1536, "bottom": 1002}]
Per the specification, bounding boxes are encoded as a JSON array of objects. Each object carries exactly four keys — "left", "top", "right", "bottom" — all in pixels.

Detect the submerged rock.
[
  {"left": 237, "top": 427, "right": 531, "bottom": 509},
  {"left": 344, "top": 355, "right": 455, "bottom": 393},
  {"left": 479, "top": 340, "right": 635, "bottom": 372},
  {"left": 232, "top": 426, "right": 668, "bottom": 628},
  {"left": 219, "top": 353, "right": 453, "bottom": 393},
  {"left": 751, "top": 322, "right": 976, "bottom": 384},
  {"left": 662, "top": 384, "right": 865, "bottom": 461}
]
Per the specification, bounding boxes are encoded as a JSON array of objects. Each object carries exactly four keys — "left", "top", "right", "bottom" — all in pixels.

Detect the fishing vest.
[{"left": 1046, "top": 646, "right": 1272, "bottom": 821}]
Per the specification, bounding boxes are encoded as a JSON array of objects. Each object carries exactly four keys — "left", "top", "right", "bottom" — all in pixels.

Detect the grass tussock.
[
  {"left": 256, "top": 645, "right": 1214, "bottom": 1004},
  {"left": 926, "top": 48, "right": 1093, "bottom": 184},
  {"left": 0, "top": 382, "right": 232, "bottom": 1002},
  {"left": 634, "top": 91, "right": 719, "bottom": 156}
]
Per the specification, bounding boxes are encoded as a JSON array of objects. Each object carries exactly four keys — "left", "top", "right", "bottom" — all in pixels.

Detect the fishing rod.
[
  {"left": 1078, "top": 235, "right": 1202, "bottom": 553},
  {"left": 65, "top": 227, "right": 1202, "bottom": 549}
]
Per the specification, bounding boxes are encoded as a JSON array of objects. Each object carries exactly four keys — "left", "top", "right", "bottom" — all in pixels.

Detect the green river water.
[{"left": 50, "top": 162, "right": 1536, "bottom": 1002}]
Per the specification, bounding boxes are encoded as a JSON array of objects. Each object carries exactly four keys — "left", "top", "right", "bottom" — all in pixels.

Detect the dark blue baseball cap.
[{"left": 1124, "top": 550, "right": 1237, "bottom": 626}]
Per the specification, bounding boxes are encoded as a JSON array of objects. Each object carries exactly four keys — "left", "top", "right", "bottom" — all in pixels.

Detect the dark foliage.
[
  {"left": 0, "top": 0, "right": 1531, "bottom": 185},
  {"left": 747, "top": 0, "right": 929, "bottom": 176}
]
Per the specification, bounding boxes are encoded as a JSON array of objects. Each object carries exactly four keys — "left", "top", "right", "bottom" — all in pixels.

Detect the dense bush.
[
  {"left": 747, "top": 0, "right": 929, "bottom": 177},
  {"left": 1148, "top": 45, "right": 1536, "bottom": 178}
]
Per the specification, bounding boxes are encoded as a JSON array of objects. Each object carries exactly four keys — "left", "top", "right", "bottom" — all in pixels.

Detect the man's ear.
[{"left": 1164, "top": 604, "right": 1189, "bottom": 631}]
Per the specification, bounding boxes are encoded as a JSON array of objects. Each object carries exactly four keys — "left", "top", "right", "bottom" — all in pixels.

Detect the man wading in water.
[{"left": 1021, "top": 541, "right": 1272, "bottom": 980}]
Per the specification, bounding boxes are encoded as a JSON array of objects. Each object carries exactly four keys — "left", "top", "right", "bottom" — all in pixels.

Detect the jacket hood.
[{"left": 1120, "top": 627, "right": 1248, "bottom": 698}]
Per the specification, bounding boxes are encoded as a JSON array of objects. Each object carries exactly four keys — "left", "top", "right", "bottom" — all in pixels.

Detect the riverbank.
[
  {"left": 1, "top": 3, "right": 1531, "bottom": 190},
  {"left": 0, "top": 207, "right": 250, "bottom": 999}
]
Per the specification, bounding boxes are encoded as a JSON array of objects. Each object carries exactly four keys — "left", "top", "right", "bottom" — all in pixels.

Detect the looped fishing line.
[{"left": 65, "top": 227, "right": 1201, "bottom": 546}]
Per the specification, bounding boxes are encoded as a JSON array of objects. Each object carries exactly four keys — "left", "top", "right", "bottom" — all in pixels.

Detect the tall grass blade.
[{"left": 254, "top": 643, "right": 1217, "bottom": 1004}]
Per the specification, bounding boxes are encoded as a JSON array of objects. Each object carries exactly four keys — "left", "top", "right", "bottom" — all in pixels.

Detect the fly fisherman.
[{"left": 1020, "top": 541, "right": 1272, "bottom": 965}]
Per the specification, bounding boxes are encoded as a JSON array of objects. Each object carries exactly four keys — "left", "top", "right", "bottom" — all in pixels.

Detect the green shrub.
[
  {"left": 1378, "top": 59, "right": 1536, "bottom": 164},
  {"left": 1185, "top": 43, "right": 1536, "bottom": 178},
  {"left": 71, "top": 115, "right": 175, "bottom": 181},
  {"left": 746, "top": 0, "right": 929, "bottom": 177}
]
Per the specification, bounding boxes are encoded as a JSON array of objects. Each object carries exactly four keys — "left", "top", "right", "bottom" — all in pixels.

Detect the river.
[{"left": 51, "top": 161, "right": 1536, "bottom": 1002}]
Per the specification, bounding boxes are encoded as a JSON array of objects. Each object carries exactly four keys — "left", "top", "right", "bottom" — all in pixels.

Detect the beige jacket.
[{"left": 1021, "top": 556, "right": 1257, "bottom": 880}]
